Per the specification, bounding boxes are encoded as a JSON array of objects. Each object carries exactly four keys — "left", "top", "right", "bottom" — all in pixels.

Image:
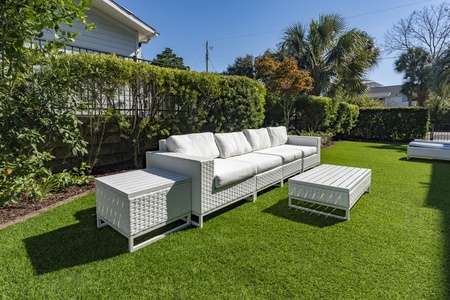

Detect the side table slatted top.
[
  {"left": 95, "top": 168, "right": 190, "bottom": 198},
  {"left": 288, "top": 164, "right": 371, "bottom": 220}
]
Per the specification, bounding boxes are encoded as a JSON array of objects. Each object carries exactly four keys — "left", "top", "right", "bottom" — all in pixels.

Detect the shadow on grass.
[
  {"left": 23, "top": 207, "right": 127, "bottom": 275},
  {"left": 263, "top": 198, "right": 343, "bottom": 228},
  {"left": 366, "top": 142, "right": 407, "bottom": 153},
  {"left": 420, "top": 158, "right": 450, "bottom": 297}
]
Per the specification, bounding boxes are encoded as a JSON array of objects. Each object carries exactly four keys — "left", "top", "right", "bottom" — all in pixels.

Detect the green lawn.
[{"left": 1, "top": 141, "right": 450, "bottom": 299}]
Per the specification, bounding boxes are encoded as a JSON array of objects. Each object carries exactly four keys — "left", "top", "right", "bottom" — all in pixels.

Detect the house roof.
[
  {"left": 368, "top": 85, "right": 403, "bottom": 98},
  {"left": 91, "top": 0, "right": 159, "bottom": 44}
]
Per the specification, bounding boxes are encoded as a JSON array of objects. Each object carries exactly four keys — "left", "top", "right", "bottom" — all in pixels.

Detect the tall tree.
[
  {"left": 223, "top": 54, "right": 255, "bottom": 78},
  {"left": 384, "top": 1, "right": 450, "bottom": 61},
  {"left": 255, "top": 53, "right": 313, "bottom": 128},
  {"left": 279, "top": 14, "right": 380, "bottom": 97},
  {"left": 152, "top": 48, "right": 187, "bottom": 69},
  {"left": 394, "top": 47, "right": 432, "bottom": 106},
  {"left": 433, "top": 48, "right": 450, "bottom": 97}
]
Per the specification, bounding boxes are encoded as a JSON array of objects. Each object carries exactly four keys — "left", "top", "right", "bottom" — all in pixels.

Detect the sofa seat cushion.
[
  {"left": 267, "top": 126, "right": 288, "bottom": 146},
  {"left": 254, "top": 144, "right": 317, "bottom": 163},
  {"left": 282, "top": 144, "right": 318, "bottom": 157},
  {"left": 254, "top": 145, "right": 303, "bottom": 163},
  {"left": 214, "top": 132, "right": 253, "bottom": 158},
  {"left": 214, "top": 159, "right": 256, "bottom": 189},
  {"left": 228, "top": 153, "right": 282, "bottom": 174},
  {"left": 243, "top": 128, "right": 272, "bottom": 151},
  {"left": 166, "top": 132, "right": 220, "bottom": 159}
]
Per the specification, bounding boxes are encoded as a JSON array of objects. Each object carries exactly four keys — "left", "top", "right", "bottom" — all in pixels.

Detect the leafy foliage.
[
  {"left": 255, "top": 53, "right": 313, "bottom": 127},
  {"left": 0, "top": 0, "right": 93, "bottom": 205},
  {"left": 279, "top": 14, "right": 380, "bottom": 97},
  {"left": 343, "top": 107, "right": 429, "bottom": 141},
  {"left": 223, "top": 54, "right": 256, "bottom": 78},
  {"left": 61, "top": 53, "right": 266, "bottom": 168},
  {"left": 394, "top": 47, "right": 432, "bottom": 107},
  {"left": 152, "top": 47, "right": 187, "bottom": 69},
  {"left": 295, "top": 95, "right": 359, "bottom": 135}
]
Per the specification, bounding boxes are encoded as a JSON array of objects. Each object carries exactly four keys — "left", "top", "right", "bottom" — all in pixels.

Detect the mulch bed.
[
  {"left": 0, "top": 142, "right": 335, "bottom": 228},
  {"left": 0, "top": 162, "right": 137, "bottom": 228}
]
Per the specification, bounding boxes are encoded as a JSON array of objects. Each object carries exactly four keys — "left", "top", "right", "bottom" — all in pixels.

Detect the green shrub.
[
  {"left": 60, "top": 53, "right": 267, "bottom": 168},
  {"left": 294, "top": 95, "right": 358, "bottom": 134},
  {"left": 342, "top": 107, "right": 429, "bottom": 141}
]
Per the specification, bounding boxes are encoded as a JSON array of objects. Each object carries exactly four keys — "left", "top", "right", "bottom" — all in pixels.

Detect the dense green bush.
[
  {"left": 342, "top": 107, "right": 429, "bottom": 141},
  {"left": 294, "top": 95, "right": 359, "bottom": 134},
  {"left": 62, "top": 53, "right": 266, "bottom": 168}
]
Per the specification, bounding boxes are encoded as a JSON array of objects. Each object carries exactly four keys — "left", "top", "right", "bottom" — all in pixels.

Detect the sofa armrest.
[
  {"left": 146, "top": 151, "right": 214, "bottom": 208},
  {"left": 286, "top": 135, "right": 321, "bottom": 157},
  {"left": 287, "top": 135, "right": 321, "bottom": 147}
]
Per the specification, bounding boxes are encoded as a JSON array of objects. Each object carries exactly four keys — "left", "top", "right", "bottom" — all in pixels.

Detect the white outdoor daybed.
[{"left": 407, "top": 139, "right": 450, "bottom": 161}]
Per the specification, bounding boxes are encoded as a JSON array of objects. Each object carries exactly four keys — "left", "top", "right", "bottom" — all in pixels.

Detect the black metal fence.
[{"left": 29, "top": 39, "right": 187, "bottom": 117}]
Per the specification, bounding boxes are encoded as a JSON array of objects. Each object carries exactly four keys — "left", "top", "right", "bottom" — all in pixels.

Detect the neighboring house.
[
  {"left": 367, "top": 85, "right": 416, "bottom": 107},
  {"left": 38, "top": 0, "right": 159, "bottom": 59}
]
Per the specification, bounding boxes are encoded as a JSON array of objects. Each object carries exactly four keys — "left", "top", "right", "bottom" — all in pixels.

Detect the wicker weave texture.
[
  {"left": 407, "top": 147, "right": 450, "bottom": 161},
  {"left": 256, "top": 166, "right": 283, "bottom": 190},
  {"left": 147, "top": 135, "right": 322, "bottom": 224},
  {"left": 96, "top": 168, "right": 191, "bottom": 237},
  {"left": 283, "top": 159, "right": 303, "bottom": 178},
  {"left": 303, "top": 154, "right": 320, "bottom": 171},
  {"left": 96, "top": 185, "right": 131, "bottom": 236}
]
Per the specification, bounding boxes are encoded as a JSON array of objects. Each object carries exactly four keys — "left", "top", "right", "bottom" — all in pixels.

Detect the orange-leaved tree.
[{"left": 255, "top": 53, "right": 313, "bottom": 128}]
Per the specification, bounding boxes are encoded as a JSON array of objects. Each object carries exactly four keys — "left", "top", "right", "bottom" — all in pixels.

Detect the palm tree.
[
  {"left": 433, "top": 48, "right": 450, "bottom": 97},
  {"left": 394, "top": 47, "right": 432, "bottom": 106},
  {"left": 279, "top": 14, "right": 380, "bottom": 97}
]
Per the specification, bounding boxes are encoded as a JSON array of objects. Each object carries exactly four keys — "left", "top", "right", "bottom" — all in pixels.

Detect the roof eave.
[{"left": 91, "top": 0, "right": 159, "bottom": 44}]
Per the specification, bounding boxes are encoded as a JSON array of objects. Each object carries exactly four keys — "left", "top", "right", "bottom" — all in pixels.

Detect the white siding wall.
[
  {"left": 40, "top": 6, "right": 140, "bottom": 58},
  {"left": 384, "top": 96, "right": 412, "bottom": 107}
]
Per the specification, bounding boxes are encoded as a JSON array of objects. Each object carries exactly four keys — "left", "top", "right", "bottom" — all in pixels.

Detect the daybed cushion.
[
  {"left": 243, "top": 128, "right": 272, "bottom": 151},
  {"left": 267, "top": 126, "right": 288, "bottom": 147},
  {"left": 409, "top": 141, "right": 450, "bottom": 149},
  {"left": 228, "top": 153, "right": 282, "bottom": 174},
  {"left": 214, "top": 159, "right": 256, "bottom": 189},
  {"left": 166, "top": 132, "right": 220, "bottom": 159},
  {"left": 214, "top": 132, "right": 253, "bottom": 158}
]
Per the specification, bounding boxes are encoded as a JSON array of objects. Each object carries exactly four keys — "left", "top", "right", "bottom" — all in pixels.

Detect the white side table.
[
  {"left": 96, "top": 168, "right": 191, "bottom": 252},
  {"left": 288, "top": 164, "right": 371, "bottom": 220}
]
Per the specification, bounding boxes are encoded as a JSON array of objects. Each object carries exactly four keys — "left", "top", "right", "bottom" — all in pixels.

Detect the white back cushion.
[
  {"left": 166, "top": 132, "right": 220, "bottom": 159},
  {"left": 267, "top": 126, "right": 288, "bottom": 146},
  {"left": 243, "top": 128, "right": 272, "bottom": 151},
  {"left": 214, "top": 132, "right": 253, "bottom": 158}
]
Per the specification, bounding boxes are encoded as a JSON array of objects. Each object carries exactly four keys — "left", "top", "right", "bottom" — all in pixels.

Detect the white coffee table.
[{"left": 288, "top": 164, "right": 371, "bottom": 220}]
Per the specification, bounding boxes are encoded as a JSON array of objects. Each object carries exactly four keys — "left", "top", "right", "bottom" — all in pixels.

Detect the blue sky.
[{"left": 114, "top": 0, "right": 443, "bottom": 86}]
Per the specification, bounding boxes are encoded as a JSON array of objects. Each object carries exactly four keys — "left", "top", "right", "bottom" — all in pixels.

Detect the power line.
[
  {"left": 346, "top": 0, "right": 434, "bottom": 18},
  {"left": 207, "top": 0, "right": 436, "bottom": 44}
]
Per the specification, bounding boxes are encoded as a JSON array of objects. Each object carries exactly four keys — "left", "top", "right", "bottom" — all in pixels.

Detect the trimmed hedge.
[
  {"left": 295, "top": 95, "right": 359, "bottom": 134},
  {"left": 342, "top": 107, "right": 429, "bottom": 142},
  {"left": 58, "top": 53, "right": 267, "bottom": 167}
]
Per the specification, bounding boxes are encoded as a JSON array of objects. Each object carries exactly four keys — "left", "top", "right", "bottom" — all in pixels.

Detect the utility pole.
[{"left": 205, "top": 41, "right": 209, "bottom": 72}]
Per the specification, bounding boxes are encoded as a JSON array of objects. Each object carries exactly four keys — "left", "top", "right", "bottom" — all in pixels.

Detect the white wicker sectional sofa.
[{"left": 146, "top": 126, "right": 321, "bottom": 227}]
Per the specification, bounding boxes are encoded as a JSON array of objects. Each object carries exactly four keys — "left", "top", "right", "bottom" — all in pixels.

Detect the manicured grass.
[{"left": 1, "top": 141, "right": 450, "bottom": 299}]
